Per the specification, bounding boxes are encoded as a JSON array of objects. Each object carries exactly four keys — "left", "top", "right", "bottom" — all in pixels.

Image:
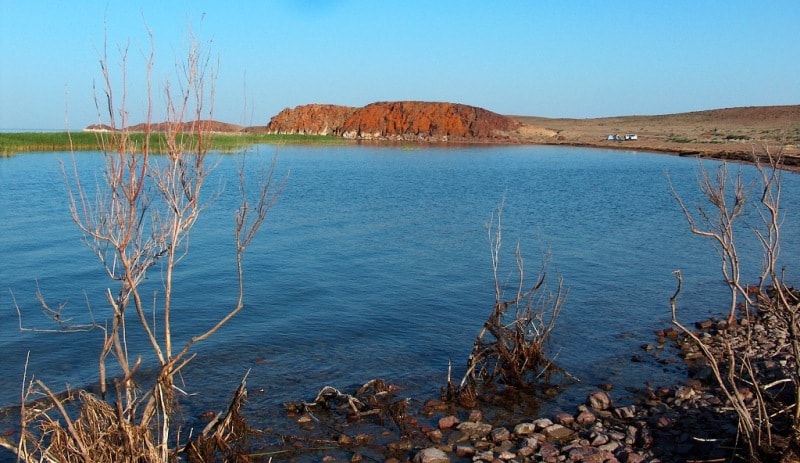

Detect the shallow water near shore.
[{"left": 1, "top": 145, "right": 798, "bottom": 432}]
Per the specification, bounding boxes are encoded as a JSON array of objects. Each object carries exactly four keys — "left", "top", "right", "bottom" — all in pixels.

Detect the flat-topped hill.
[{"left": 263, "top": 101, "right": 526, "bottom": 142}]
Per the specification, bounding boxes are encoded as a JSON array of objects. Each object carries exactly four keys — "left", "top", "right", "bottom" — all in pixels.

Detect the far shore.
[{"left": 2, "top": 105, "right": 799, "bottom": 170}]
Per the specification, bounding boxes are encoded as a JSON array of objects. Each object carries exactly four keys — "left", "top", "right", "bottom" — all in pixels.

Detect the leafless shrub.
[
  {"left": 446, "top": 203, "right": 571, "bottom": 407},
  {"left": 668, "top": 159, "right": 752, "bottom": 324},
  {"left": 5, "top": 27, "right": 282, "bottom": 463},
  {"left": 669, "top": 145, "right": 800, "bottom": 461}
]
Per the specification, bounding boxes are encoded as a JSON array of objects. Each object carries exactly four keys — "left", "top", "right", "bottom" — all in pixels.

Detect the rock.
[
  {"left": 496, "top": 439, "right": 514, "bottom": 453},
  {"left": 523, "top": 436, "right": 541, "bottom": 450},
  {"left": 576, "top": 410, "right": 596, "bottom": 426},
  {"left": 514, "top": 422, "right": 537, "bottom": 436},
  {"left": 543, "top": 424, "right": 575, "bottom": 442},
  {"left": 454, "top": 444, "right": 475, "bottom": 458},
  {"left": 587, "top": 391, "right": 613, "bottom": 411},
  {"left": 265, "top": 104, "right": 356, "bottom": 135},
  {"left": 425, "top": 428, "right": 443, "bottom": 444},
  {"left": 340, "top": 101, "right": 521, "bottom": 141},
  {"left": 555, "top": 412, "right": 575, "bottom": 426},
  {"left": 414, "top": 447, "right": 450, "bottom": 463},
  {"left": 518, "top": 445, "right": 536, "bottom": 457},
  {"left": 657, "top": 327, "right": 677, "bottom": 340},
  {"left": 696, "top": 319, "right": 714, "bottom": 330},
  {"left": 491, "top": 426, "right": 511, "bottom": 443},
  {"left": 674, "top": 386, "right": 696, "bottom": 401},
  {"left": 532, "top": 417, "right": 554, "bottom": 430},
  {"left": 538, "top": 442, "right": 560, "bottom": 460},
  {"left": 456, "top": 421, "right": 492, "bottom": 439},
  {"left": 497, "top": 450, "right": 516, "bottom": 460},
  {"left": 264, "top": 101, "right": 522, "bottom": 142},
  {"left": 589, "top": 431, "right": 609, "bottom": 446},
  {"left": 568, "top": 446, "right": 606, "bottom": 462},
  {"left": 598, "top": 440, "right": 620, "bottom": 453},
  {"left": 438, "top": 415, "right": 459, "bottom": 429}
]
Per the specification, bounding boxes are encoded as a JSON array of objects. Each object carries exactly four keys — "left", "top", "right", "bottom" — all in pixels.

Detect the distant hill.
[
  {"left": 85, "top": 120, "right": 244, "bottom": 133},
  {"left": 263, "top": 101, "right": 524, "bottom": 142}
]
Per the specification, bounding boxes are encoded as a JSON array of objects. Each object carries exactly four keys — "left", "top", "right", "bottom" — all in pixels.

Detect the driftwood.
[{"left": 287, "top": 379, "right": 411, "bottom": 436}]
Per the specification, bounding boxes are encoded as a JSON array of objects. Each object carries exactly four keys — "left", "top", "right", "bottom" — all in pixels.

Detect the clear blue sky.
[{"left": 1, "top": 1, "right": 798, "bottom": 130}]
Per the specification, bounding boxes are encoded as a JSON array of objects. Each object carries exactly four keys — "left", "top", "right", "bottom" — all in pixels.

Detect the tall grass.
[{"left": 0, "top": 131, "right": 352, "bottom": 155}]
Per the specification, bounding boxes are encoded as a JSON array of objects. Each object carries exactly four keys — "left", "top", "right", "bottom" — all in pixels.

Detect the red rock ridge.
[
  {"left": 265, "top": 104, "right": 356, "bottom": 135},
  {"left": 340, "top": 101, "right": 521, "bottom": 141},
  {"left": 264, "top": 101, "right": 522, "bottom": 142}
]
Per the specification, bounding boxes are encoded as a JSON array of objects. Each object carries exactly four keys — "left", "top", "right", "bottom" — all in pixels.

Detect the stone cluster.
[
  {"left": 303, "top": 303, "right": 797, "bottom": 462},
  {"left": 389, "top": 384, "right": 735, "bottom": 463}
]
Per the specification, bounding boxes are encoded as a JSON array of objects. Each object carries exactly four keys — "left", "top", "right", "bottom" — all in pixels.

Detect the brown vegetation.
[{"left": 444, "top": 203, "right": 570, "bottom": 409}]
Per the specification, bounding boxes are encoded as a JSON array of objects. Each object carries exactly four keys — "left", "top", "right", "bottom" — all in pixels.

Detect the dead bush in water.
[
  {"left": 445, "top": 204, "right": 572, "bottom": 407},
  {"left": 2, "top": 28, "right": 282, "bottom": 463},
  {"left": 286, "top": 379, "right": 411, "bottom": 436},
  {"left": 669, "top": 145, "right": 800, "bottom": 462}
]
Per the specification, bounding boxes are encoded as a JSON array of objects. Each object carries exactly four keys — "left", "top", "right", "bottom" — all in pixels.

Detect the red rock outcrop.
[
  {"left": 265, "top": 104, "right": 356, "bottom": 135},
  {"left": 340, "top": 101, "right": 521, "bottom": 141},
  {"left": 84, "top": 102, "right": 528, "bottom": 143},
  {"left": 263, "top": 101, "right": 522, "bottom": 142}
]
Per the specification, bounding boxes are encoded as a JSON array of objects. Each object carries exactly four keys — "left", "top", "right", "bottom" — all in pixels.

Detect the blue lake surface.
[{"left": 1, "top": 145, "right": 798, "bottom": 422}]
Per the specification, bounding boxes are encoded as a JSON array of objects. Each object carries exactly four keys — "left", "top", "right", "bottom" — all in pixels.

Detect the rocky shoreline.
[{"left": 270, "top": 306, "right": 793, "bottom": 463}]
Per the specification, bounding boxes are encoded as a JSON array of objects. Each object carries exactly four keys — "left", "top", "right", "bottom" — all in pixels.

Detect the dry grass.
[{"left": 511, "top": 105, "right": 800, "bottom": 167}]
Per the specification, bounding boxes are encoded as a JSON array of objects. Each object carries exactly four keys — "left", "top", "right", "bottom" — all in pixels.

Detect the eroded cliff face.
[
  {"left": 265, "top": 101, "right": 522, "bottom": 141},
  {"left": 341, "top": 101, "right": 521, "bottom": 141},
  {"left": 265, "top": 104, "right": 356, "bottom": 135}
]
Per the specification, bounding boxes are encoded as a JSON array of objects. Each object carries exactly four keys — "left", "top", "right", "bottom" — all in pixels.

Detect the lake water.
[{"left": 1, "top": 145, "right": 798, "bottom": 425}]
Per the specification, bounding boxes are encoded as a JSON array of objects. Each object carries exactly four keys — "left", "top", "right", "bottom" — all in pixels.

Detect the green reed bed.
[{"left": 0, "top": 132, "right": 352, "bottom": 156}]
